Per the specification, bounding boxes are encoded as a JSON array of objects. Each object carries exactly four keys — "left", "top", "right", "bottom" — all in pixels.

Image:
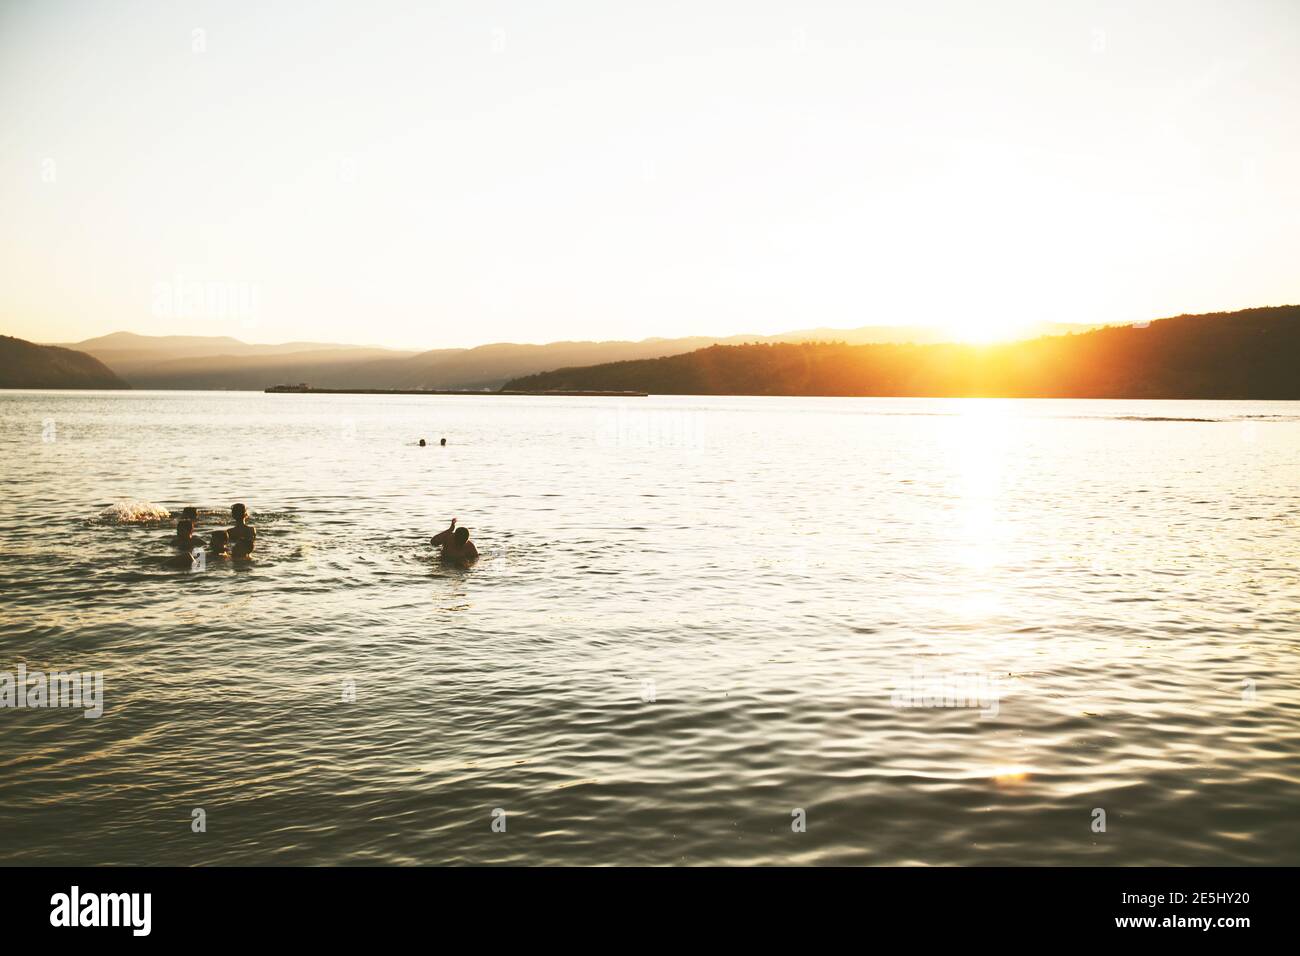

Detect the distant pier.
[{"left": 264, "top": 384, "right": 647, "bottom": 397}]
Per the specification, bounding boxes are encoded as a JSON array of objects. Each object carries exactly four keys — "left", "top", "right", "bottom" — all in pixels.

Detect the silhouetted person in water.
[
  {"left": 232, "top": 526, "right": 256, "bottom": 560},
  {"left": 419, "top": 439, "right": 426, "bottom": 447},
  {"left": 227, "top": 503, "right": 255, "bottom": 548},
  {"left": 169, "top": 518, "right": 204, "bottom": 551},
  {"left": 431, "top": 517, "right": 478, "bottom": 563},
  {"left": 440, "top": 438, "right": 447, "bottom": 446},
  {"left": 207, "top": 529, "right": 231, "bottom": 558},
  {"left": 181, "top": 506, "right": 198, "bottom": 522}
]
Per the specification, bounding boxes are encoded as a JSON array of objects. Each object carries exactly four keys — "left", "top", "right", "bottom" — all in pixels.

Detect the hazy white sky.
[{"left": 2, "top": 0, "right": 1298, "bottom": 349}]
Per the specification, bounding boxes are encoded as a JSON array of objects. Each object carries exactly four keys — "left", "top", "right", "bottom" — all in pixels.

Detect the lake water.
[{"left": 1, "top": 390, "right": 1297, "bottom": 865}]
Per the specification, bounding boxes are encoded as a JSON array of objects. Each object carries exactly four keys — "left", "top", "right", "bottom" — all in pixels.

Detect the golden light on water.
[
  {"left": 951, "top": 400, "right": 1015, "bottom": 575},
  {"left": 991, "top": 767, "right": 1032, "bottom": 787}
]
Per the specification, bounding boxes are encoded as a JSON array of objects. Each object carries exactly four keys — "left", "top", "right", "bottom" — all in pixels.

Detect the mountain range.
[
  {"left": 44, "top": 322, "right": 1097, "bottom": 391},
  {"left": 6, "top": 310, "right": 1292, "bottom": 396}
]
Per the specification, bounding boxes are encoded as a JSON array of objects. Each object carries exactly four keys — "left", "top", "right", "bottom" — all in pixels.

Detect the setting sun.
[{"left": 939, "top": 316, "right": 1041, "bottom": 344}]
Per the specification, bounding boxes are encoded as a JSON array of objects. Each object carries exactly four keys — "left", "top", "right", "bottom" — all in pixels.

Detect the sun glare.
[{"left": 939, "top": 316, "right": 1037, "bottom": 345}]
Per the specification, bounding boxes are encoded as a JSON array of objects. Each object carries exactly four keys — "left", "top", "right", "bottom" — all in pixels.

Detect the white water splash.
[{"left": 99, "top": 499, "right": 173, "bottom": 523}]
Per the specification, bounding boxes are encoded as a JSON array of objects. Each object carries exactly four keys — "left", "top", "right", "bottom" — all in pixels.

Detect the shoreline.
[{"left": 264, "top": 386, "right": 648, "bottom": 397}]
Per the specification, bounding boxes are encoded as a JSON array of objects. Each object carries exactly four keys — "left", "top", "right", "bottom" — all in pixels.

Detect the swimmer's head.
[
  {"left": 208, "top": 529, "right": 229, "bottom": 552},
  {"left": 177, "top": 518, "right": 194, "bottom": 538},
  {"left": 440, "top": 438, "right": 447, "bottom": 446},
  {"left": 232, "top": 503, "right": 247, "bottom": 522},
  {"left": 454, "top": 526, "right": 469, "bottom": 546},
  {"left": 181, "top": 506, "right": 198, "bottom": 522},
  {"left": 419, "top": 439, "right": 426, "bottom": 447}
]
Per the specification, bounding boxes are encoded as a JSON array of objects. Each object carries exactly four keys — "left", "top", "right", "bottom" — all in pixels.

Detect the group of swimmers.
[
  {"left": 168, "top": 504, "right": 256, "bottom": 562},
  {"left": 165, "top": 502, "right": 479, "bottom": 566}
]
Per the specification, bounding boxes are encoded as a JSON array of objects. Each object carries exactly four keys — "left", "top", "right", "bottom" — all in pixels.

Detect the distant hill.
[
  {"left": 59, "top": 331, "right": 413, "bottom": 386},
  {"left": 371, "top": 337, "right": 742, "bottom": 390},
  {"left": 91, "top": 347, "right": 417, "bottom": 390},
  {"left": 503, "top": 306, "right": 1300, "bottom": 399},
  {"left": 68, "top": 331, "right": 369, "bottom": 355},
  {"left": 63, "top": 333, "right": 736, "bottom": 390},
  {"left": 59, "top": 321, "right": 1098, "bottom": 390},
  {"left": 0, "top": 336, "right": 129, "bottom": 389}
]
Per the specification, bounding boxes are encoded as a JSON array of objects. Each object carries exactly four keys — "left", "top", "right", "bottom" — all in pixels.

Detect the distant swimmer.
[
  {"left": 440, "top": 438, "right": 447, "bottom": 446},
  {"left": 431, "top": 517, "right": 478, "bottom": 563},
  {"left": 232, "top": 526, "right": 256, "bottom": 560},
  {"left": 227, "top": 503, "right": 255, "bottom": 547},
  {"left": 419, "top": 439, "right": 427, "bottom": 447}
]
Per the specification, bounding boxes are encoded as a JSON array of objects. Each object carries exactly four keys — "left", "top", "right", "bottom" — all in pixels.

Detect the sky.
[{"left": 1, "top": 0, "right": 1298, "bottom": 350}]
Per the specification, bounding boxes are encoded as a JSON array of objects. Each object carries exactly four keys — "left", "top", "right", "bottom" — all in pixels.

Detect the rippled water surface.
[{"left": 1, "top": 391, "right": 1297, "bottom": 865}]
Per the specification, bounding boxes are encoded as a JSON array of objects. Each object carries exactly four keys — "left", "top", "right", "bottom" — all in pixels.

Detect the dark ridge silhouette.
[
  {"left": 0, "top": 336, "right": 129, "bottom": 389},
  {"left": 502, "top": 307, "right": 1300, "bottom": 399},
  {"left": 60, "top": 321, "right": 1099, "bottom": 390}
]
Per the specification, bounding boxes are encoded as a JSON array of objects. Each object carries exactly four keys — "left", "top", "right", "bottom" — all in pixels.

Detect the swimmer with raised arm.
[{"left": 431, "top": 517, "right": 478, "bottom": 563}]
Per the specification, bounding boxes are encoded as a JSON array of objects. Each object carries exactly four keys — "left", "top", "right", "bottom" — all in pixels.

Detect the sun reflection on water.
[{"left": 991, "top": 766, "right": 1032, "bottom": 787}]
